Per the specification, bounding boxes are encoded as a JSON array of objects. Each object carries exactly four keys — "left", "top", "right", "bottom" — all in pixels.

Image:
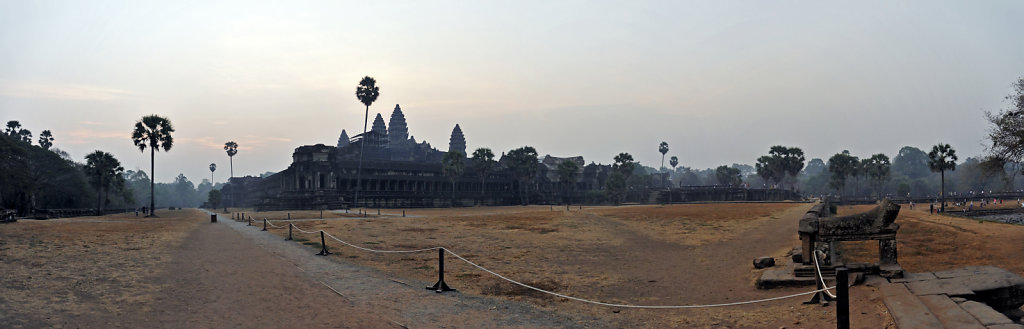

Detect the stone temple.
[{"left": 221, "top": 104, "right": 799, "bottom": 209}]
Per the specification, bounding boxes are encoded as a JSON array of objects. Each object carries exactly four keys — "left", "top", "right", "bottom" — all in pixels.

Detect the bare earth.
[{"left": 22, "top": 202, "right": 1019, "bottom": 327}]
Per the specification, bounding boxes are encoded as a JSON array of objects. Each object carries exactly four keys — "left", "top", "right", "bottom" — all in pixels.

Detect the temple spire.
[
  {"left": 337, "top": 129, "right": 350, "bottom": 149},
  {"left": 448, "top": 124, "right": 466, "bottom": 155}
]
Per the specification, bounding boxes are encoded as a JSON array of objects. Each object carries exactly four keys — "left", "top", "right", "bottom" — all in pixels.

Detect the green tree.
[
  {"left": 863, "top": 153, "right": 892, "bottom": 199},
  {"left": 354, "top": 76, "right": 380, "bottom": 207},
  {"left": 928, "top": 143, "right": 957, "bottom": 212},
  {"left": 442, "top": 151, "right": 465, "bottom": 207},
  {"left": 715, "top": 165, "right": 742, "bottom": 186},
  {"left": 38, "top": 130, "right": 54, "bottom": 150},
  {"left": 892, "top": 146, "right": 930, "bottom": 179},
  {"left": 985, "top": 77, "right": 1024, "bottom": 164},
  {"left": 828, "top": 150, "right": 859, "bottom": 198},
  {"left": 609, "top": 153, "right": 636, "bottom": 204},
  {"left": 658, "top": 141, "right": 669, "bottom": 171},
  {"left": 471, "top": 148, "right": 495, "bottom": 201},
  {"left": 207, "top": 189, "right": 222, "bottom": 209},
  {"left": 669, "top": 156, "right": 679, "bottom": 173},
  {"left": 4, "top": 120, "right": 20, "bottom": 136},
  {"left": 131, "top": 114, "right": 174, "bottom": 216},
  {"left": 557, "top": 159, "right": 580, "bottom": 204},
  {"left": 84, "top": 151, "right": 124, "bottom": 214},
  {"left": 506, "top": 146, "right": 539, "bottom": 205}
]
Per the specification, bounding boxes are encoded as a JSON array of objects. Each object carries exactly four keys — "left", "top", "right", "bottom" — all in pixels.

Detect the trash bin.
[{"left": 211, "top": 214, "right": 217, "bottom": 223}]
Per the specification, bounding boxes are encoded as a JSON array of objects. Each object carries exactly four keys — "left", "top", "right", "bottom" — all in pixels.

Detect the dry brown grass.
[
  {"left": 261, "top": 202, "right": 896, "bottom": 328},
  {"left": 0, "top": 209, "right": 204, "bottom": 327}
]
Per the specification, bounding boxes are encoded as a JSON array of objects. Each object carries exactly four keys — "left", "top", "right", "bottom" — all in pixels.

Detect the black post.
[
  {"left": 426, "top": 248, "right": 455, "bottom": 293},
  {"left": 211, "top": 214, "right": 217, "bottom": 223},
  {"left": 377, "top": 208, "right": 380, "bottom": 215},
  {"left": 837, "top": 267, "right": 849, "bottom": 329},
  {"left": 288, "top": 213, "right": 291, "bottom": 220},
  {"left": 287, "top": 223, "right": 292, "bottom": 240},
  {"left": 403, "top": 210, "right": 405, "bottom": 217},
  {"left": 320, "top": 209, "right": 323, "bottom": 219},
  {"left": 262, "top": 218, "right": 267, "bottom": 231},
  {"left": 316, "top": 231, "right": 331, "bottom": 256}
]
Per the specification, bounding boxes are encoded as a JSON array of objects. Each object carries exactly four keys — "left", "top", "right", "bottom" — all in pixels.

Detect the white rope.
[
  {"left": 444, "top": 249, "right": 834, "bottom": 309},
  {"left": 813, "top": 250, "right": 837, "bottom": 298},
  {"left": 322, "top": 231, "right": 440, "bottom": 254},
  {"left": 291, "top": 224, "right": 319, "bottom": 234},
  {"left": 264, "top": 219, "right": 283, "bottom": 228}
]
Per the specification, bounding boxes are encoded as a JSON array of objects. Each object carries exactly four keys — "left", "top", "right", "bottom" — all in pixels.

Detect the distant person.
[{"left": 930, "top": 203, "right": 934, "bottom": 214}]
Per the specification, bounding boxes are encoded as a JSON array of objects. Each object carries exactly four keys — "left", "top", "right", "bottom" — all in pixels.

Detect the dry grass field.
[
  {"left": 12, "top": 202, "right": 1018, "bottom": 328},
  {"left": 256, "top": 203, "right": 894, "bottom": 328},
  {"left": 0, "top": 209, "right": 203, "bottom": 328}
]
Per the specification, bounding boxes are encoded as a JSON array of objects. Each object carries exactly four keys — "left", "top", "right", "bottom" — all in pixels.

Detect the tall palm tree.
[
  {"left": 659, "top": 141, "right": 669, "bottom": 172},
  {"left": 354, "top": 76, "right": 380, "bottom": 207},
  {"left": 442, "top": 151, "right": 465, "bottom": 207},
  {"left": 209, "top": 163, "right": 217, "bottom": 185},
  {"left": 928, "top": 143, "right": 957, "bottom": 212},
  {"left": 224, "top": 141, "right": 238, "bottom": 207},
  {"left": 131, "top": 115, "right": 174, "bottom": 216},
  {"left": 471, "top": 148, "right": 495, "bottom": 203},
  {"left": 224, "top": 141, "right": 238, "bottom": 178},
  {"left": 669, "top": 155, "right": 679, "bottom": 203}
]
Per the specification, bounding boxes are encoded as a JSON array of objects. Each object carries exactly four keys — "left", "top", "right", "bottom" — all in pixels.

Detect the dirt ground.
[
  {"left": 0, "top": 209, "right": 395, "bottom": 328},
  {"left": 255, "top": 203, "right": 894, "bottom": 328},
  {"left": 16, "top": 202, "right": 1012, "bottom": 328}
]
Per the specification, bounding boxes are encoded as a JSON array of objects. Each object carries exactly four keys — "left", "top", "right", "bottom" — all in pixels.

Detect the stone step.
[
  {"left": 917, "top": 295, "right": 986, "bottom": 329},
  {"left": 959, "top": 300, "right": 1016, "bottom": 327},
  {"left": 880, "top": 283, "right": 944, "bottom": 329}
]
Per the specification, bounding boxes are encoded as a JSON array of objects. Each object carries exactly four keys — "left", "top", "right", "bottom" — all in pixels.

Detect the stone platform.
[{"left": 876, "top": 266, "right": 1024, "bottom": 329}]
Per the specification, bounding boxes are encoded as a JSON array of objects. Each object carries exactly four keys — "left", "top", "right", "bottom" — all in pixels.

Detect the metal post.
[
  {"left": 320, "top": 209, "right": 323, "bottom": 219},
  {"left": 837, "top": 267, "right": 849, "bottom": 329},
  {"left": 288, "top": 213, "right": 291, "bottom": 220},
  {"left": 262, "top": 218, "right": 267, "bottom": 231},
  {"left": 377, "top": 208, "right": 380, "bottom": 215},
  {"left": 248, "top": 216, "right": 252, "bottom": 226},
  {"left": 211, "top": 214, "right": 217, "bottom": 223},
  {"left": 287, "top": 223, "right": 292, "bottom": 240},
  {"left": 426, "top": 248, "right": 455, "bottom": 293},
  {"left": 316, "top": 231, "right": 331, "bottom": 256},
  {"left": 403, "top": 210, "right": 405, "bottom": 217}
]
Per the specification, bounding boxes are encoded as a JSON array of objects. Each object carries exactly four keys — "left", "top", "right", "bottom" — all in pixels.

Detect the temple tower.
[
  {"left": 337, "top": 129, "right": 349, "bottom": 149},
  {"left": 389, "top": 104, "right": 411, "bottom": 161},
  {"left": 448, "top": 124, "right": 466, "bottom": 155}
]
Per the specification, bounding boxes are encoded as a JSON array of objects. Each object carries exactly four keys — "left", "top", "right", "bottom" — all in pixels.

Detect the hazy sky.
[{"left": 3, "top": 1, "right": 1023, "bottom": 184}]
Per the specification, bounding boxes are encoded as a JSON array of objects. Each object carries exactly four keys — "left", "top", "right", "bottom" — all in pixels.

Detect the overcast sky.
[{"left": 3, "top": 1, "right": 1023, "bottom": 184}]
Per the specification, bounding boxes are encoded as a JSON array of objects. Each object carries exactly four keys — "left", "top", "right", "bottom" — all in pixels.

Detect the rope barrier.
[
  {"left": 213, "top": 209, "right": 842, "bottom": 309},
  {"left": 323, "top": 231, "right": 440, "bottom": 254},
  {"left": 444, "top": 249, "right": 834, "bottom": 309},
  {"left": 813, "top": 250, "right": 838, "bottom": 299},
  {"left": 264, "top": 219, "right": 284, "bottom": 228}
]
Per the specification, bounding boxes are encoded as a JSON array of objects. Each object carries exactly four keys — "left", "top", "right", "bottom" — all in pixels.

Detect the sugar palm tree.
[
  {"left": 209, "top": 163, "right": 217, "bottom": 185},
  {"left": 928, "top": 143, "right": 957, "bottom": 212},
  {"left": 131, "top": 115, "right": 174, "bottom": 216},
  {"left": 224, "top": 141, "right": 238, "bottom": 207},
  {"left": 38, "top": 130, "right": 54, "bottom": 150},
  {"left": 354, "top": 76, "right": 380, "bottom": 207},
  {"left": 224, "top": 141, "right": 238, "bottom": 178},
  {"left": 659, "top": 141, "right": 669, "bottom": 172}
]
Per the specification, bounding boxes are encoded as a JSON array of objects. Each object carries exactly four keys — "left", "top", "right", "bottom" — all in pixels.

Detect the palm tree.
[
  {"left": 38, "top": 130, "right": 54, "bottom": 150},
  {"left": 471, "top": 148, "right": 495, "bottom": 203},
  {"left": 354, "top": 76, "right": 380, "bottom": 207},
  {"left": 557, "top": 159, "right": 580, "bottom": 205},
  {"left": 85, "top": 151, "right": 124, "bottom": 215},
  {"left": 209, "top": 163, "right": 217, "bottom": 185},
  {"left": 659, "top": 141, "right": 669, "bottom": 172},
  {"left": 224, "top": 141, "right": 238, "bottom": 207},
  {"left": 131, "top": 115, "right": 174, "bottom": 216},
  {"left": 928, "top": 143, "right": 957, "bottom": 212},
  {"left": 442, "top": 151, "right": 465, "bottom": 207},
  {"left": 669, "top": 155, "right": 679, "bottom": 203}
]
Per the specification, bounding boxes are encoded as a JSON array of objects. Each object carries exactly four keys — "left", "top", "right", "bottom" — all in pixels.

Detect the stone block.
[
  {"left": 753, "top": 257, "right": 775, "bottom": 269},
  {"left": 959, "top": 300, "right": 1014, "bottom": 326}
]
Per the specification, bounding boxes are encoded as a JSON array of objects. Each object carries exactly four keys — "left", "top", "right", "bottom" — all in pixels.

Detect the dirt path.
[
  {"left": 165, "top": 211, "right": 592, "bottom": 328},
  {"left": 123, "top": 217, "right": 398, "bottom": 328}
]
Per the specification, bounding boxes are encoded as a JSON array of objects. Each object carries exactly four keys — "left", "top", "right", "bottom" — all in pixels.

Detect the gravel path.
[{"left": 188, "top": 210, "right": 593, "bottom": 328}]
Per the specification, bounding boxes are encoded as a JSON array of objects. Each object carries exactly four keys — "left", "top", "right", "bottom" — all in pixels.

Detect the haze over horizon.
[{"left": 3, "top": 1, "right": 1024, "bottom": 184}]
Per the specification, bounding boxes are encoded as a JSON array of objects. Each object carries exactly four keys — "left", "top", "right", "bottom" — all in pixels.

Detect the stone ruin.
[{"left": 797, "top": 198, "right": 904, "bottom": 278}]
